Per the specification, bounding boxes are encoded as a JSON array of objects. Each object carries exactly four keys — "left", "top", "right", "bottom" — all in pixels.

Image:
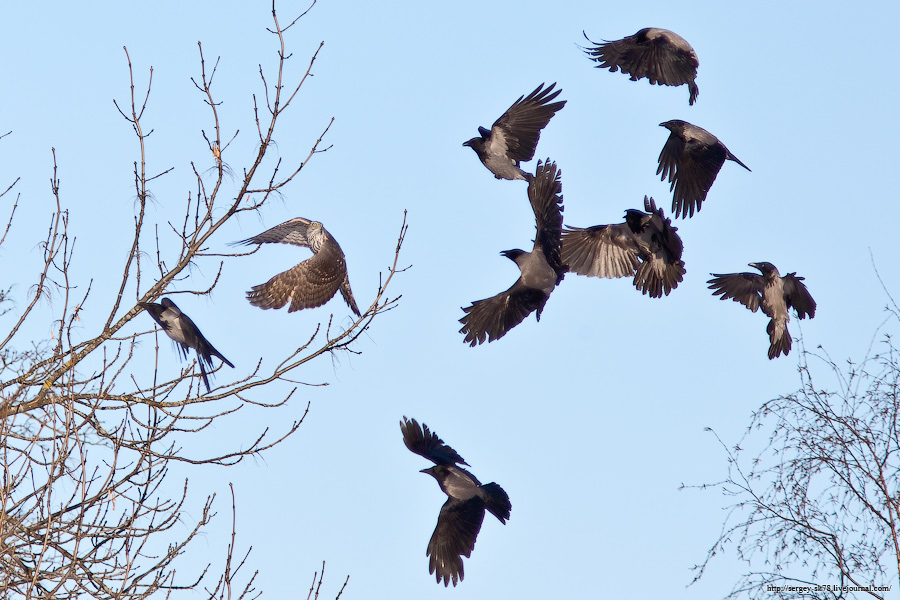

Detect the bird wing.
[
  {"left": 427, "top": 496, "right": 487, "bottom": 587},
  {"left": 707, "top": 272, "right": 764, "bottom": 312},
  {"left": 246, "top": 250, "right": 344, "bottom": 312},
  {"left": 400, "top": 417, "right": 469, "bottom": 466},
  {"left": 561, "top": 223, "right": 640, "bottom": 279},
  {"left": 783, "top": 274, "right": 817, "bottom": 319},
  {"left": 459, "top": 281, "right": 548, "bottom": 346},
  {"left": 234, "top": 217, "right": 312, "bottom": 248},
  {"left": 659, "top": 133, "right": 726, "bottom": 219},
  {"left": 584, "top": 29, "right": 698, "bottom": 88},
  {"left": 489, "top": 83, "right": 565, "bottom": 163},
  {"left": 529, "top": 159, "right": 566, "bottom": 284}
]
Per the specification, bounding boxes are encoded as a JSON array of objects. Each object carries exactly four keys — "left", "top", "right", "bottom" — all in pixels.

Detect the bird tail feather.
[
  {"left": 481, "top": 482, "right": 511, "bottom": 523},
  {"left": 767, "top": 319, "right": 791, "bottom": 359}
]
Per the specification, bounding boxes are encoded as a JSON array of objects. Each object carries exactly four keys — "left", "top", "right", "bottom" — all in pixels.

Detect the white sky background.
[{"left": 1, "top": 0, "right": 898, "bottom": 597}]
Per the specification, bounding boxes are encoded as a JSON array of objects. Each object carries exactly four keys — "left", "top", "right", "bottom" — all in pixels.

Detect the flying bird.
[
  {"left": 459, "top": 159, "right": 566, "bottom": 345},
  {"left": 138, "top": 297, "right": 234, "bottom": 393},
  {"left": 707, "top": 262, "right": 816, "bottom": 359},
  {"left": 658, "top": 119, "right": 751, "bottom": 219},
  {"left": 561, "top": 196, "right": 685, "bottom": 298},
  {"left": 400, "top": 417, "right": 511, "bottom": 587},
  {"left": 234, "top": 217, "right": 361, "bottom": 317},
  {"left": 582, "top": 28, "right": 700, "bottom": 105},
  {"left": 463, "top": 83, "right": 566, "bottom": 182}
]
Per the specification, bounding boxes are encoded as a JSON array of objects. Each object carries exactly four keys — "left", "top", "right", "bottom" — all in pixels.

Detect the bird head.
[
  {"left": 749, "top": 262, "right": 779, "bottom": 277},
  {"left": 659, "top": 119, "right": 686, "bottom": 133},
  {"left": 420, "top": 465, "right": 443, "bottom": 480},
  {"left": 500, "top": 249, "right": 526, "bottom": 263},
  {"left": 160, "top": 298, "right": 181, "bottom": 315},
  {"left": 462, "top": 137, "right": 479, "bottom": 150}
]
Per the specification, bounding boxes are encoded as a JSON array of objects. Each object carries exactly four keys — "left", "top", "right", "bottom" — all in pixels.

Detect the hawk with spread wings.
[{"left": 235, "top": 217, "right": 361, "bottom": 316}]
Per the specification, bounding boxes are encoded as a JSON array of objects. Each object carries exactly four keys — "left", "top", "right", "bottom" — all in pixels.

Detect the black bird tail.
[
  {"left": 767, "top": 319, "right": 791, "bottom": 359},
  {"left": 480, "top": 482, "right": 511, "bottom": 523}
]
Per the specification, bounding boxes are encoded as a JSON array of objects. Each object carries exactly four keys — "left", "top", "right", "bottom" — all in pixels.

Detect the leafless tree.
[
  {"left": 0, "top": 2, "right": 405, "bottom": 597},
  {"left": 689, "top": 322, "right": 900, "bottom": 599}
]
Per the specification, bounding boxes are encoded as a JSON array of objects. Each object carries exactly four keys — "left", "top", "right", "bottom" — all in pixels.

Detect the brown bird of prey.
[
  {"left": 459, "top": 159, "right": 566, "bottom": 345},
  {"left": 707, "top": 262, "right": 816, "bottom": 359},
  {"left": 235, "top": 217, "right": 361, "bottom": 316},
  {"left": 657, "top": 119, "right": 751, "bottom": 219},
  {"left": 400, "top": 417, "right": 511, "bottom": 588},
  {"left": 561, "top": 196, "right": 685, "bottom": 298},
  {"left": 582, "top": 28, "right": 699, "bottom": 105},
  {"left": 139, "top": 297, "right": 234, "bottom": 393},
  {"left": 463, "top": 83, "right": 566, "bottom": 182}
]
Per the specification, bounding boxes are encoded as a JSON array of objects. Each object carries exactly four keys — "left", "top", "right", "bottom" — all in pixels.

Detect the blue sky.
[{"left": 1, "top": 0, "right": 898, "bottom": 597}]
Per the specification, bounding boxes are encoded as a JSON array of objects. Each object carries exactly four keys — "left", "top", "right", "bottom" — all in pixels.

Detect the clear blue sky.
[{"left": 1, "top": 0, "right": 898, "bottom": 597}]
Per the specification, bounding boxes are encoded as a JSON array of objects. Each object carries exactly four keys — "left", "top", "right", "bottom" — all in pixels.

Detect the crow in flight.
[
  {"left": 138, "top": 298, "right": 234, "bottom": 393},
  {"left": 708, "top": 262, "right": 816, "bottom": 359},
  {"left": 657, "top": 119, "right": 750, "bottom": 219},
  {"left": 562, "top": 196, "right": 685, "bottom": 297},
  {"left": 459, "top": 159, "right": 565, "bottom": 345},
  {"left": 400, "top": 417, "right": 511, "bottom": 587},
  {"left": 583, "top": 28, "right": 700, "bottom": 105},
  {"left": 463, "top": 83, "right": 566, "bottom": 182},
  {"left": 235, "top": 217, "right": 361, "bottom": 316}
]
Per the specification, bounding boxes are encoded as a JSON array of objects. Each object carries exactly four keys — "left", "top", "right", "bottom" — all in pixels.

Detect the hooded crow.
[
  {"left": 138, "top": 298, "right": 234, "bottom": 393},
  {"left": 708, "top": 262, "right": 816, "bottom": 359},
  {"left": 400, "top": 417, "right": 511, "bottom": 587},
  {"left": 459, "top": 159, "right": 565, "bottom": 345},
  {"left": 463, "top": 83, "right": 566, "bottom": 182},
  {"left": 234, "top": 217, "right": 361, "bottom": 317},
  {"left": 561, "top": 196, "right": 685, "bottom": 297},
  {"left": 658, "top": 119, "right": 751, "bottom": 219},
  {"left": 582, "top": 28, "right": 700, "bottom": 105}
]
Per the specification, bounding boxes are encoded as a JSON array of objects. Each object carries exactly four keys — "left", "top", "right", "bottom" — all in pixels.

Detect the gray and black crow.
[
  {"left": 561, "top": 196, "right": 685, "bottom": 297},
  {"left": 708, "top": 262, "right": 816, "bottom": 359},
  {"left": 139, "top": 298, "right": 234, "bottom": 393},
  {"left": 234, "top": 217, "right": 361, "bottom": 317},
  {"left": 459, "top": 159, "right": 565, "bottom": 345},
  {"left": 583, "top": 28, "right": 700, "bottom": 105},
  {"left": 657, "top": 119, "right": 750, "bottom": 219},
  {"left": 400, "top": 417, "right": 511, "bottom": 587},
  {"left": 463, "top": 83, "right": 566, "bottom": 182}
]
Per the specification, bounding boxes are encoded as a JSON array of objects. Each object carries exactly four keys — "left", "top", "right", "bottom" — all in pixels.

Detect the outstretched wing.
[
  {"left": 489, "top": 83, "right": 566, "bottom": 164},
  {"left": 529, "top": 159, "right": 566, "bottom": 284},
  {"left": 400, "top": 417, "right": 468, "bottom": 467},
  {"left": 459, "top": 282, "right": 548, "bottom": 347},
  {"left": 783, "top": 274, "right": 817, "bottom": 320},
  {"left": 658, "top": 132, "right": 725, "bottom": 219},
  {"left": 427, "top": 497, "right": 487, "bottom": 588},
  {"left": 234, "top": 217, "right": 313, "bottom": 248},
  {"left": 246, "top": 252, "right": 344, "bottom": 312},
  {"left": 707, "top": 272, "right": 764, "bottom": 312},
  {"left": 561, "top": 223, "right": 639, "bottom": 279}
]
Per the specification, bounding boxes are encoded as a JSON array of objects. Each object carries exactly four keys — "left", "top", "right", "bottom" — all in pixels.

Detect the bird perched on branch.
[
  {"left": 459, "top": 159, "right": 565, "bottom": 345},
  {"left": 657, "top": 119, "right": 751, "bottom": 219},
  {"left": 463, "top": 83, "right": 566, "bottom": 182},
  {"left": 234, "top": 217, "right": 361, "bottom": 317},
  {"left": 582, "top": 28, "right": 700, "bottom": 105},
  {"left": 400, "top": 417, "right": 511, "bottom": 587},
  {"left": 138, "top": 297, "right": 234, "bottom": 393},
  {"left": 707, "top": 262, "right": 816, "bottom": 359},
  {"left": 561, "top": 196, "right": 685, "bottom": 297}
]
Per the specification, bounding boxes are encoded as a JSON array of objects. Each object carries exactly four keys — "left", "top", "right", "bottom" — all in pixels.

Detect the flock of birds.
[{"left": 135, "top": 27, "right": 818, "bottom": 588}]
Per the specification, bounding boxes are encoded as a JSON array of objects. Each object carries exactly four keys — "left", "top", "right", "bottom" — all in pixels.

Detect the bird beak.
[{"left": 748, "top": 262, "right": 760, "bottom": 269}]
